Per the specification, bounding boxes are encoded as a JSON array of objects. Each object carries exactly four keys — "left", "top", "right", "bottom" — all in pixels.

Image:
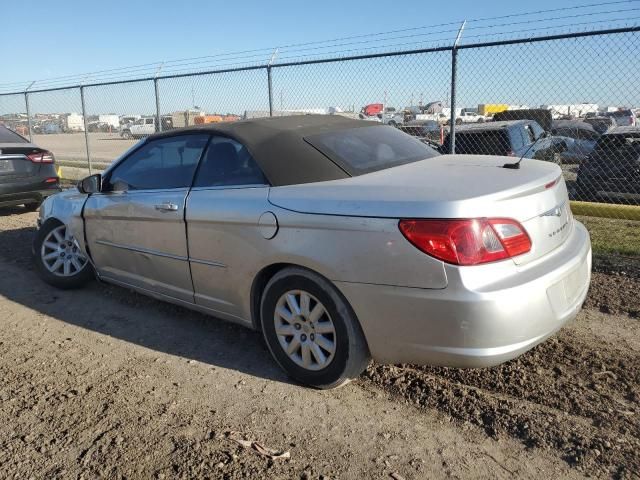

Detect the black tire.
[
  {"left": 33, "top": 219, "right": 94, "bottom": 289},
  {"left": 121, "top": 130, "right": 132, "bottom": 140},
  {"left": 23, "top": 202, "right": 42, "bottom": 212},
  {"left": 260, "top": 267, "right": 370, "bottom": 389}
]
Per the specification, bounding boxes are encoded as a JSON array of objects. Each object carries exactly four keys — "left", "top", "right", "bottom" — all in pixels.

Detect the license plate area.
[{"left": 546, "top": 259, "right": 589, "bottom": 316}]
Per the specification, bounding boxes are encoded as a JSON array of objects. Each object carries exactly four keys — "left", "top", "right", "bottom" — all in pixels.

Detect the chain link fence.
[{"left": 1, "top": 26, "right": 639, "bottom": 253}]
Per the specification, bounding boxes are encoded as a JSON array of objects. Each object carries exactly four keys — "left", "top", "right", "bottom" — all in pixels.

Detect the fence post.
[
  {"left": 267, "top": 67, "right": 274, "bottom": 117},
  {"left": 449, "top": 21, "right": 466, "bottom": 154},
  {"left": 24, "top": 81, "right": 35, "bottom": 142},
  {"left": 267, "top": 49, "right": 278, "bottom": 117},
  {"left": 80, "top": 86, "right": 92, "bottom": 176},
  {"left": 154, "top": 78, "right": 162, "bottom": 132},
  {"left": 24, "top": 92, "right": 33, "bottom": 142}
]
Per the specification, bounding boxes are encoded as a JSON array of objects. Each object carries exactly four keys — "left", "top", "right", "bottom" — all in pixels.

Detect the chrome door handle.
[{"left": 154, "top": 202, "right": 178, "bottom": 212}]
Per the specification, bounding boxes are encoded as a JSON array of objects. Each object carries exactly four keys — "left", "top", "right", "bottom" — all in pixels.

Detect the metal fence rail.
[{"left": 0, "top": 26, "right": 639, "bottom": 224}]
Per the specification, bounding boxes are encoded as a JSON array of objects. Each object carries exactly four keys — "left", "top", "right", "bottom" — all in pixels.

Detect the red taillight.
[
  {"left": 544, "top": 177, "right": 560, "bottom": 189},
  {"left": 399, "top": 218, "right": 531, "bottom": 266},
  {"left": 27, "top": 151, "right": 54, "bottom": 163},
  {"left": 44, "top": 177, "right": 58, "bottom": 184}
]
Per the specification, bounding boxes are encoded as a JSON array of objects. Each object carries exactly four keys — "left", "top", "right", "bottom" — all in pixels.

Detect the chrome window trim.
[
  {"left": 93, "top": 186, "right": 191, "bottom": 196},
  {"left": 189, "top": 184, "right": 269, "bottom": 192}
]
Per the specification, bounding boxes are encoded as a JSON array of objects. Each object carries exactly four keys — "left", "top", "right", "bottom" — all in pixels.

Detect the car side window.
[
  {"left": 509, "top": 128, "right": 524, "bottom": 150},
  {"left": 107, "top": 134, "right": 209, "bottom": 191},
  {"left": 523, "top": 124, "right": 536, "bottom": 143},
  {"left": 530, "top": 122, "right": 545, "bottom": 140},
  {"left": 193, "top": 136, "right": 267, "bottom": 188}
]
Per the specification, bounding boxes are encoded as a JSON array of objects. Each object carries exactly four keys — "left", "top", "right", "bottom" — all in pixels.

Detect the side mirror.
[{"left": 77, "top": 173, "right": 102, "bottom": 194}]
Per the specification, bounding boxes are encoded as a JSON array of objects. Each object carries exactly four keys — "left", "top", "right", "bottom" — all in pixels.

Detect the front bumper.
[{"left": 337, "top": 221, "right": 592, "bottom": 367}]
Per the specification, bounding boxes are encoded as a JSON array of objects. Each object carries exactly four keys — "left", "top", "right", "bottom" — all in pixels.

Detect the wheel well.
[
  {"left": 250, "top": 263, "right": 371, "bottom": 359},
  {"left": 250, "top": 263, "right": 292, "bottom": 331}
]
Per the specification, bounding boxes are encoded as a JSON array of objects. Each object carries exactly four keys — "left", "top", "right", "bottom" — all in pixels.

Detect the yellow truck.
[{"left": 478, "top": 104, "right": 509, "bottom": 116}]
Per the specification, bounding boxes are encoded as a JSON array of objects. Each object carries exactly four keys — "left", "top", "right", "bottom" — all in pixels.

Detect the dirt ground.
[{"left": 0, "top": 208, "right": 638, "bottom": 479}]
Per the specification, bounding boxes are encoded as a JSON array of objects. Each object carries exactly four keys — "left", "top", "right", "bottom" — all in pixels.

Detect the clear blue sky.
[
  {"left": 1, "top": 0, "right": 638, "bottom": 115},
  {"left": 3, "top": 0, "right": 618, "bottom": 84}
]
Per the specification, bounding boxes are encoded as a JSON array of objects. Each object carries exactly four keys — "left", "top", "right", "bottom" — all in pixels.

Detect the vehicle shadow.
[{"left": 0, "top": 224, "right": 292, "bottom": 386}]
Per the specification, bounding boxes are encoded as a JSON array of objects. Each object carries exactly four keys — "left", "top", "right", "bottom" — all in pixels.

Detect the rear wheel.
[
  {"left": 23, "top": 201, "right": 41, "bottom": 212},
  {"left": 33, "top": 220, "right": 93, "bottom": 289},
  {"left": 121, "top": 130, "right": 132, "bottom": 140},
  {"left": 261, "top": 267, "right": 370, "bottom": 389}
]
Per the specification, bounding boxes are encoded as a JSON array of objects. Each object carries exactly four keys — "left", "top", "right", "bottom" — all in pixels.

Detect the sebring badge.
[{"left": 541, "top": 204, "right": 563, "bottom": 217}]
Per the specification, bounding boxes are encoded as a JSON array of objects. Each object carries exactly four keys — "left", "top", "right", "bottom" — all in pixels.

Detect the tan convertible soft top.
[{"left": 148, "top": 115, "right": 376, "bottom": 186}]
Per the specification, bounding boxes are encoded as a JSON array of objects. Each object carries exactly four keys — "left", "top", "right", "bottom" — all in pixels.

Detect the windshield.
[
  {"left": 305, "top": 125, "right": 440, "bottom": 175},
  {"left": 0, "top": 126, "right": 28, "bottom": 143}
]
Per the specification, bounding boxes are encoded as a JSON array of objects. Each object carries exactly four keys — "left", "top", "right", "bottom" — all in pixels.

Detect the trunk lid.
[
  {"left": 268, "top": 155, "right": 572, "bottom": 265},
  {"left": 0, "top": 143, "right": 46, "bottom": 182}
]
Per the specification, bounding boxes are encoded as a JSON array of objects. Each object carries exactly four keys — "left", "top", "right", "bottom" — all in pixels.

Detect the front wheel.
[
  {"left": 33, "top": 220, "right": 94, "bottom": 289},
  {"left": 261, "top": 267, "right": 370, "bottom": 389}
]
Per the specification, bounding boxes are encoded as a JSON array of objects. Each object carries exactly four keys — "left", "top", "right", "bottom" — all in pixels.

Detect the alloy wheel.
[
  {"left": 273, "top": 289, "right": 337, "bottom": 371},
  {"left": 40, "top": 225, "right": 88, "bottom": 277}
]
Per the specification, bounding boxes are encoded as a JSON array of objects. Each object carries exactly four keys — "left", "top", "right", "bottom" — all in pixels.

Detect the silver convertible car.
[{"left": 34, "top": 115, "right": 591, "bottom": 388}]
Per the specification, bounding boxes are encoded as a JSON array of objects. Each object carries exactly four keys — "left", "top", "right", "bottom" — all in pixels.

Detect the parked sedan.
[
  {"left": 551, "top": 120, "right": 600, "bottom": 164},
  {"left": 605, "top": 109, "right": 636, "bottom": 127},
  {"left": 399, "top": 119, "right": 444, "bottom": 145},
  {"left": 34, "top": 115, "right": 591, "bottom": 388},
  {"left": 0, "top": 125, "right": 60, "bottom": 210},
  {"left": 440, "top": 120, "right": 566, "bottom": 161},
  {"left": 574, "top": 126, "right": 640, "bottom": 204}
]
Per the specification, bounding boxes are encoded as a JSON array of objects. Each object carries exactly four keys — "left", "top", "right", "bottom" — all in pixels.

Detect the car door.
[
  {"left": 185, "top": 136, "right": 270, "bottom": 323},
  {"left": 144, "top": 118, "right": 155, "bottom": 135},
  {"left": 84, "top": 133, "right": 210, "bottom": 302}
]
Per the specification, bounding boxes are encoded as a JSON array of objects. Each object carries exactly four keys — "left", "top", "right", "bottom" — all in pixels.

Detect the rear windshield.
[
  {"left": 0, "top": 126, "right": 28, "bottom": 143},
  {"left": 608, "top": 110, "right": 633, "bottom": 117},
  {"left": 591, "top": 134, "right": 640, "bottom": 163},
  {"left": 442, "top": 130, "right": 511, "bottom": 155},
  {"left": 305, "top": 125, "right": 440, "bottom": 175}
]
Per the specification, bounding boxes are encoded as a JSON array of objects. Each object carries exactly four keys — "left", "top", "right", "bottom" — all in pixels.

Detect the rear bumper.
[
  {"left": 337, "top": 221, "right": 592, "bottom": 367},
  {"left": 0, "top": 180, "right": 61, "bottom": 208}
]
